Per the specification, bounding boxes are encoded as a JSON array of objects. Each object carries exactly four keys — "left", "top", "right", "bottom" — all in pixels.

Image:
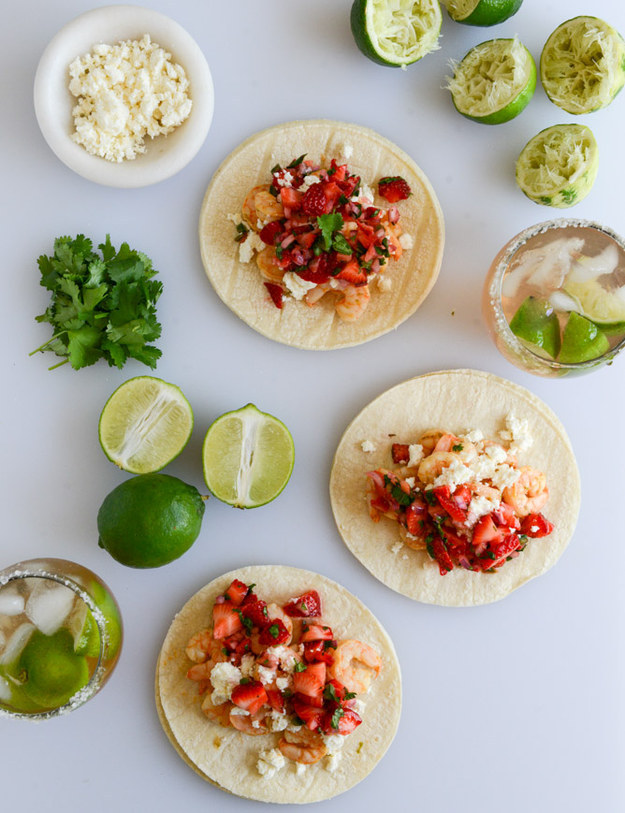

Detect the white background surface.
[{"left": 1, "top": 1, "right": 624, "bottom": 810}]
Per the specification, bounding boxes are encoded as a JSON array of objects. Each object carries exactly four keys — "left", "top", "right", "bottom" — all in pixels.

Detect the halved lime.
[
  {"left": 509, "top": 296, "right": 561, "bottom": 358},
  {"left": 442, "top": 0, "right": 522, "bottom": 27},
  {"left": 559, "top": 312, "right": 610, "bottom": 363},
  {"left": 540, "top": 16, "right": 625, "bottom": 114},
  {"left": 202, "top": 404, "right": 295, "bottom": 509},
  {"left": 447, "top": 38, "right": 536, "bottom": 124},
  {"left": 563, "top": 278, "right": 625, "bottom": 325},
  {"left": 99, "top": 376, "right": 193, "bottom": 474},
  {"left": 515, "top": 124, "right": 599, "bottom": 208},
  {"left": 350, "top": 0, "right": 442, "bottom": 67},
  {"left": 18, "top": 629, "right": 90, "bottom": 709}
]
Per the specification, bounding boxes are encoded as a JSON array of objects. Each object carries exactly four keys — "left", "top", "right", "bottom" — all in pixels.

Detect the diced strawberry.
[
  {"left": 322, "top": 181, "right": 343, "bottom": 211},
  {"left": 334, "top": 708, "right": 362, "bottom": 735},
  {"left": 295, "top": 230, "right": 317, "bottom": 250},
  {"left": 259, "top": 618, "right": 290, "bottom": 646},
  {"left": 405, "top": 498, "right": 428, "bottom": 536},
  {"left": 266, "top": 688, "right": 285, "bottom": 713},
  {"left": 292, "top": 696, "right": 324, "bottom": 731},
  {"left": 429, "top": 537, "right": 454, "bottom": 575},
  {"left": 303, "top": 640, "right": 336, "bottom": 665},
  {"left": 223, "top": 579, "right": 249, "bottom": 607},
  {"left": 520, "top": 513, "right": 554, "bottom": 538},
  {"left": 300, "top": 624, "right": 334, "bottom": 642},
  {"left": 335, "top": 260, "right": 367, "bottom": 285},
  {"left": 489, "top": 534, "right": 522, "bottom": 568},
  {"left": 212, "top": 601, "right": 244, "bottom": 639},
  {"left": 264, "top": 282, "right": 283, "bottom": 309},
  {"left": 378, "top": 176, "right": 412, "bottom": 203},
  {"left": 283, "top": 590, "right": 322, "bottom": 618},
  {"left": 472, "top": 514, "right": 505, "bottom": 556},
  {"left": 292, "top": 662, "right": 326, "bottom": 699},
  {"left": 433, "top": 485, "right": 468, "bottom": 524},
  {"left": 391, "top": 443, "right": 410, "bottom": 464},
  {"left": 323, "top": 679, "right": 347, "bottom": 703},
  {"left": 241, "top": 597, "right": 269, "bottom": 628},
  {"left": 279, "top": 187, "right": 303, "bottom": 211},
  {"left": 301, "top": 184, "right": 328, "bottom": 216},
  {"left": 259, "top": 220, "right": 283, "bottom": 245},
  {"left": 231, "top": 680, "right": 268, "bottom": 715},
  {"left": 223, "top": 631, "right": 251, "bottom": 657},
  {"left": 328, "top": 160, "right": 348, "bottom": 182},
  {"left": 492, "top": 501, "right": 521, "bottom": 530}
]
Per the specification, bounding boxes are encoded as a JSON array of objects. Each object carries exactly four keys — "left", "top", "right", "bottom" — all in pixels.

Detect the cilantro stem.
[
  {"left": 47, "top": 358, "right": 69, "bottom": 370},
  {"left": 28, "top": 334, "right": 66, "bottom": 356}
]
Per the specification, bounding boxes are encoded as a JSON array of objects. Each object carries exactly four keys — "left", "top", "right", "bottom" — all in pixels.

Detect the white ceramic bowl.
[{"left": 34, "top": 5, "right": 214, "bottom": 187}]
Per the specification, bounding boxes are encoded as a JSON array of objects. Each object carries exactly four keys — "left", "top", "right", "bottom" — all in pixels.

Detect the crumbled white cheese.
[
  {"left": 339, "top": 142, "right": 354, "bottom": 160},
  {"left": 276, "top": 170, "right": 294, "bottom": 187},
  {"left": 361, "top": 440, "right": 376, "bottom": 453},
  {"left": 265, "top": 645, "right": 299, "bottom": 673},
  {"left": 358, "top": 183, "right": 375, "bottom": 203},
  {"left": 266, "top": 709, "right": 290, "bottom": 732},
  {"left": 376, "top": 274, "right": 393, "bottom": 292},
  {"left": 238, "top": 231, "right": 265, "bottom": 264},
  {"left": 504, "top": 413, "right": 533, "bottom": 454},
  {"left": 408, "top": 444, "right": 424, "bottom": 467},
  {"left": 257, "top": 748, "right": 286, "bottom": 778},
  {"left": 391, "top": 541, "right": 404, "bottom": 554},
  {"left": 209, "top": 662, "right": 241, "bottom": 705},
  {"left": 484, "top": 444, "right": 508, "bottom": 465},
  {"left": 68, "top": 34, "right": 192, "bottom": 162},
  {"left": 239, "top": 653, "right": 256, "bottom": 678},
  {"left": 325, "top": 753, "right": 343, "bottom": 773},
  {"left": 256, "top": 665, "right": 276, "bottom": 685},
  {"left": 431, "top": 459, "right": 474, "bottom": 489},
  {"left": 404, "top": 477, "right": 416, "bottom": 489},
  {"left": 300, "top": 174, "right": 321, "bottom": 191},
  {"left": 467, "top": 494, "right": 501, "bottom": 525},
  {"left": 399, "top": 233, "right": 414, "bottom": 250},
  {"left": 283, "top": 272, "right": 317, "bottom": 300},
  {"left": 464, "top": 429, "right": 484, "bottom": 443},
  {"left": 490, "top": 465, "right": 520, "bottom": 490},
  {"left": 275, "top": 676, "right": 290, "bottom": 692}
]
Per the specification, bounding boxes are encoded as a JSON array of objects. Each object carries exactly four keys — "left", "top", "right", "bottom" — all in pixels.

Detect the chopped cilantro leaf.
[
  {"left": 452, "top": 443, "right": 464, "bottom": 452},
  {"left": 330, "top": 707, "right": 344, "bottom": 730},
  {"left": 293, "top": 661, "right": 306, "bottom": 673},
  {"left": 317, "top": 213, "right": 344, "bottom": 251}
]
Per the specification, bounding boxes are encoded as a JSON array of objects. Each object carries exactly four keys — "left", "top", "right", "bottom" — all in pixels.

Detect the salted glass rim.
[
  {"left": 488, "top": 217, "right": 625, "bottom": 371},
  {"left": 0, "top": 558, "right": 110, "bottom": 720}
]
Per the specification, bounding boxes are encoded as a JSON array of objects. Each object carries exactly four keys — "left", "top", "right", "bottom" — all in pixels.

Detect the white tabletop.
[{"left": 2, "top": 1, "right": 624, "bottom": 810}]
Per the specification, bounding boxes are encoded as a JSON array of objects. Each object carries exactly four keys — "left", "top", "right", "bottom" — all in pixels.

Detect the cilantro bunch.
[{"left": 31, "top": 235, "right": 163, "bottom": 371}]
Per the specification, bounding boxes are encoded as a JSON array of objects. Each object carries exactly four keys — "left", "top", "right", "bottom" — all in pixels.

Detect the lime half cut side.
[
  {"left": 350, "top": 0, "right": 442, "bottom": 67},
  {"left": 516, "top": 124, "right": 599, "bottom": 208},
  {"left": 443, "top": 0, "right": 523, "bottom": 27},
  {"left": 202, "top": 404, "right": 295, "bottom": 509},
  {"left": 447, "top": 37, "right": 536, "bottom": 124},
  {"left": 98, "top": 376, "right": 193, "bottom": 474},
  {"left": 540, "top": 16, "right": 625, "bottom": 114}
]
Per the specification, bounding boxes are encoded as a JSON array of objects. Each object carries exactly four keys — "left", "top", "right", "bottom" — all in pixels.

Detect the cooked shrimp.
[
  {"left": 242, "top": 185, "right": 283, "bottom": 228},
  {"left": 335, "top": 283, "right": 370, "bottom": 322},
  {"left": 186, "top": 660, "right": 216, "bottom": 682},
  {"left": 200, "top": 695, "right": 233, "bottom": 727},
  {"left": 229, "top": 708, "right": 268, "bottom": 735},
  {"left": 328, "top": 639, "right": 382, "bottom": 695},
  {"left": 399, "top": 525, "right": 428, "bottom": 551},
  {"left": 502, "top": 466, "right": 548, "bottom": 518},
  {"left": 384, "top": 223, "right": 403, "bottom": 259},
  {"left": 418, "top": 429, "right": 445, "bottom": 455},
  {"left": 417, "top": 451, "right": 463, "bottom": 486},
  {"left": 256, "top": 246, "right": 284, "bottom": 283},
  {"left": 305, "top": 282, "right": 332, "bottom": 306},
  {"left": 185, "top": 628, "right": 216, "bottom": 663},
  {"left": 434, "top": 434, "right": 477, "bottom": 464},
  {"left": 278, "top": 728, "right": 327, "bottom": 765}
]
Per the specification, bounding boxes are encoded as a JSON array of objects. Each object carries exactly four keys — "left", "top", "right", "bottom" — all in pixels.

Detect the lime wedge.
[
  {"left": 67, "top": 601, "right": 101, "bottom": 657},
  {"left": 447, "top": 38, "right": 536, "bottom": 124},
  {"left": 563, "top": 278, "right": 625, "bottom": 324},
  {"left": 540, "top": 16, "right": 625, "bottom": 114},
  {"left": 559, "top": 311, "right": 610, "bottom": 363},
  {"left": 203, "top": 404, "right": 295, "bottom": 509},
  {"left": 442, "top": 0, "right": 522, "bottom": 26},
  {"left": 91, "top": 581, "right": 123, "bottom": 658},
  {"left": 99, "top": 376, "right": 193, "bottom": 474},
  {"left": 19, "top": 629, "right": 90, "bottom": 709},
  {"left": 516, "top": 124, "right": 599, "bottom": 208},
  {"left": 509, "top": 296, "right": 561, "bottom": 358},
  {"left": 350, "top": 0, "right": 442, "bottom": 67}
]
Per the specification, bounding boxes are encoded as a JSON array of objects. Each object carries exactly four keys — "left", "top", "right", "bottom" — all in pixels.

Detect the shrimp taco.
[
  {"left": 155, "top": 565, "right": 401, "bottom": 803},
  {"left": 198, "top": 119, "right": 444, "bottom": 349},
  {"left": 330, "top": 369, "right": 580, "bottom": 606}
]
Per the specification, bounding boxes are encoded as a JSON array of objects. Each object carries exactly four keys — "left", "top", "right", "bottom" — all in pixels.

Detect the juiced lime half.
[
  {"left": 442, "top": 0, "right": 522, "bottom": 27},
  {"left": 447, "top": 37, "right": 536, "bottom": 123},
  {"left": 99, "top": 376, "right": 193, "bottom": 474},
  {"left": 203, "top": 404, "right": 295, "bottom": 509},
  {"left": 540, "top": 16, "right": 625, "bottom": 114},
  {"left": 516, "top": 124, "right": 599, "bottom": 208},
  {"left": 350, "top": 0, "right": 442, "bottom": 67},
  {"left": 563, "top": 278, "right": 625, "bottom": 325}
]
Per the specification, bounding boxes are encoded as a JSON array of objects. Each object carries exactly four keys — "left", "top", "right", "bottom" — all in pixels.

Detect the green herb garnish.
[
  {"left": 452, "top": 443, "right": 464, "bottom": 452},
  {"left": 317, "top": 213, "right": 344, "bottom": 251},
  {"left": 31, "top": 234, "right": 162, "bottom": 371}
]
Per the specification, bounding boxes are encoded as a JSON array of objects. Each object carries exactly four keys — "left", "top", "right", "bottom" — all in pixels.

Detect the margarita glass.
[{"left": 0, "top": 558, "right": 122, "bottom": 719}]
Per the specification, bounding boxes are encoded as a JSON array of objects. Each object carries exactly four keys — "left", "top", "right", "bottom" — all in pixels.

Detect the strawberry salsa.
[
  {"left": 366, "top": 423, "right": 554, "bottom": 575},
  {"left": 234, "top": 154, "right": 413, "bottom": 321},
  {"left": 185, "top": 579, "right": 382, "bottom": 769}
]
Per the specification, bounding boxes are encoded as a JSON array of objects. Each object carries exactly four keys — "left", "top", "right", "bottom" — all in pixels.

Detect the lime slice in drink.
[
  {"left": 350, "top": 0, "right": 442, "bottom": 67},
  {"left": 67, "top": 601, "right": 100, "bottom": 657},
  {"left": 442, "top": 0, "right": 523, "bottom": 26},
  {"left": 509, "top": 296, "right": 561, "bottom": 358},
  {"left": 515, "top": 124, "right": 599, "bottom": 208},
  {"left": 19, "top": 629, "right": 90, "bottom": 709},
  {"left": 559, "top": 312, "right": 610, "bottom": 364},
  {"left": 90, "top": 581, "right": 123, "bottom": 659},
  {"left": 99, "top": 376, "right": 193, "bottom": 474},
  {"left": 540, "top": 16, "right": 625, "bottom": 114},
  {"left": 563, "top": 278, "right": 625, "bottom": 325},
  {"left": 203, "top": 404, "right": 295, "bottom": 509},
  {"left": 447, "top": 38, "right": 536, "bottom": 124}
]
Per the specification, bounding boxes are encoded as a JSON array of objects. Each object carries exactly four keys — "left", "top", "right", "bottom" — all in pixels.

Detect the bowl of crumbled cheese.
[{"left": 34, "top": 5, "right": 214, "bottom": 187}]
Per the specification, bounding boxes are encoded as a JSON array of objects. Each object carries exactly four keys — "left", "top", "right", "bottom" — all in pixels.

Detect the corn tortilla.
[
  {"left": 155, "top": 565, "right": 401, "bottom": 803},
  {"left": 198, "top": 119, "right": 444, "bottom": 349},
  {"left": 330, "top": 369, "right": 581, "bottom": 606}
]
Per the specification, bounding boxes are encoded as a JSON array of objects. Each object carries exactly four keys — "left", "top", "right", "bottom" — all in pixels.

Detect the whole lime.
[
  {"left": 19, "top": 628, "right": 90, "bottom": 709},
  {"left": 97, "top": 473, "right": 205, "bottom": 568}
]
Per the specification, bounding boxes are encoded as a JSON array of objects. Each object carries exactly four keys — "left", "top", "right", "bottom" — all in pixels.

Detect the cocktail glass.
[
  {"left": 0, "top": 558, "right": 122, "bottom": 720},
  {"left": 482, "top": 218, "right": 625, "bottom": 378}
]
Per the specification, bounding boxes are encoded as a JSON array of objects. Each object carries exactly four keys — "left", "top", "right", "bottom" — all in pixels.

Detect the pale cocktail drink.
[
  {"left": 0, "top": 559, "right": 122, "bottom": 719},
  {"left": 483, "top": 219, "right": 625, "bottom": 377}
]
